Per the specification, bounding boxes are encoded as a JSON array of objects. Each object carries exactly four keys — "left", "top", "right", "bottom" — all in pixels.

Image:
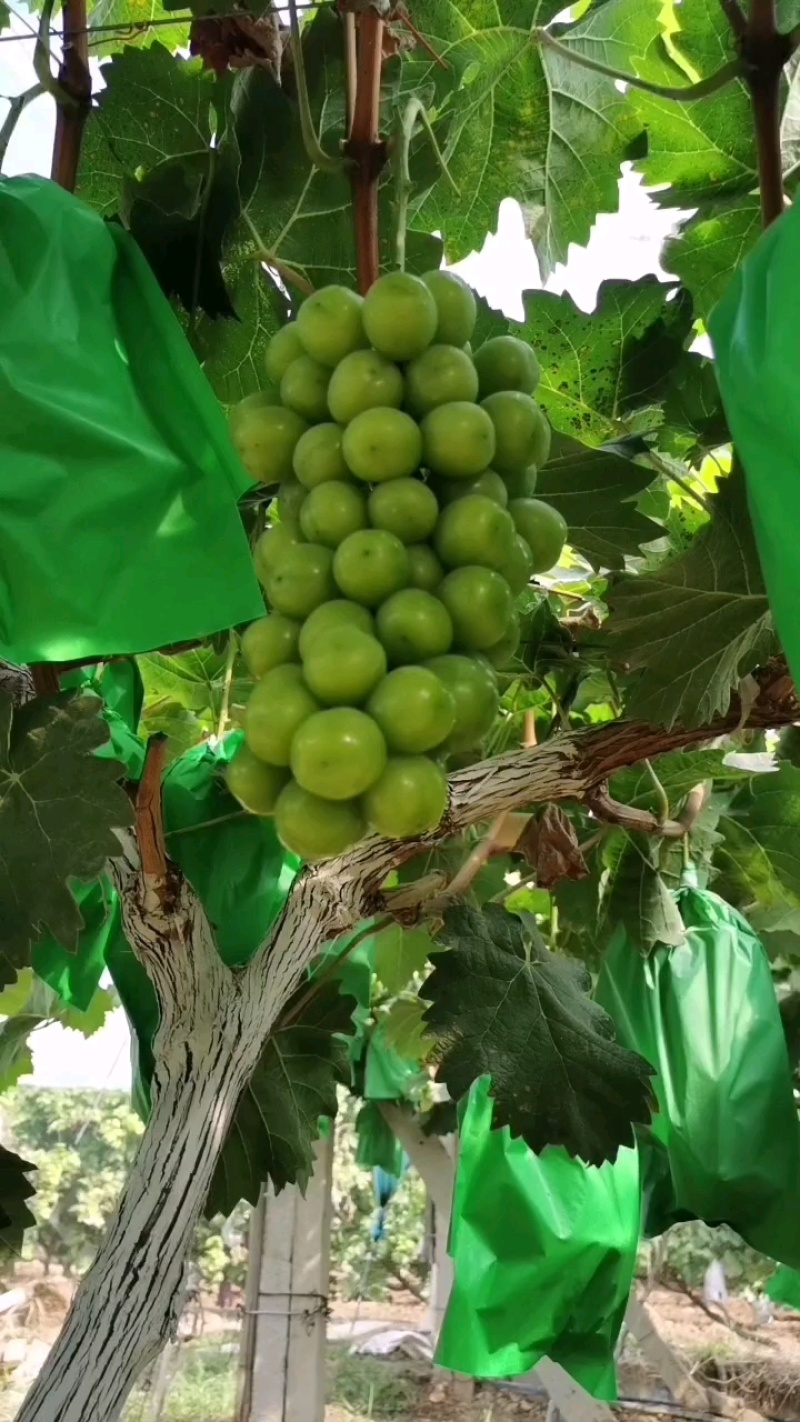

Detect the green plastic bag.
[
  {"left": 595, "top": 884, "right": 800, "bottom": 1263},
  {"left": 710, "top": 201, "right": 800, "bottom": 686},
  {"left": 766, "top": 1265, "right": 800, "bottom": 1309},
  {"left": 162, "top": 735, "right": 301, "bottom": 967},
  {"left": 436, "top": 1078, "right": 641, "bottom": 1399},
  {"left": 0, "top": 177, "right": 263, "bottom": 664},
  {"left": 364, "top": 1023, "right": 425, "bottom": 1101},
  {"left": 355, "top": 1101, "right": 406, "bottom": 1176}
]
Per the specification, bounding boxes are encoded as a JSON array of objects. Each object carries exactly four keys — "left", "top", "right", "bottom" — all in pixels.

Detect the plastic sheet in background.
[
  {"left": 436, "top": 1077, "right": 641, "bottom": 1400},
  {"left": 356, "top": 1101, "right": 406, "bottom": 1177},
  {"left": 364, "top": 1023, "right": 426, "bottom": 1101},
  {"left": 595, "top": 883, "right": 800, "bottom": 1264},
  {"left": 0, "top": 177, "right": 263, "bottom": 665},
  {"left": 709, "top": 200, "right": 800, "bottom": 686},
  {"left": 766, "top": 1265, "right": 800, "bottom": 1309}
]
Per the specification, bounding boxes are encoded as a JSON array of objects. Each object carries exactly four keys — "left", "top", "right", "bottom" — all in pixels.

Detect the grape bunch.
[{"left": 225, "top": 270, "right": 567, "bottom": 862}]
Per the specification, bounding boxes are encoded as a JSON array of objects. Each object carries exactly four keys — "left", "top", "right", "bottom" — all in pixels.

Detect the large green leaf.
[
  {"left": 537, "top": 435, "right": 662, "bottom": 569},
  {"left": 207, "top": 981, "right": 356, "bottom": 1215},
  {"left": 629, "top": 0, "right": 755, "bottom": 208},
  {"left": 716, "top": 765, "right": 800, "bottom": 915},
  {"left": 0, "top": 1144, "right": 36, "bottom": 1257},
  {"left": 421, "top": 903, "right": 653, "bottom": 1163},
  {"left": 77, "top": 46, "right": 222, "bottom": 218},
  {"left": 474, "top": 280, "right": 693, "bottom": 445},
  {"left": 0, "top": 694, "right": 133, "bottom": 987},
  {"left": 658, "top": 349, "right": 730, "bottom": 456},
  {"left": 664, "top": 198, "right": 762, "bottom": 324},
  {"left": 373, "top": 926, "right": 433, "bottom": 996},
  {"left": 602, "top": 468, "right": 775, "bottom": 728},
  {"left": 610, "top": 748, "right": 747, "bottom": 814},
  {"left": 407, "top": 0, "right": 643, "bottom": 275},
  {"left": 599, "top": 833, "right": 685, "bottom": 952}
]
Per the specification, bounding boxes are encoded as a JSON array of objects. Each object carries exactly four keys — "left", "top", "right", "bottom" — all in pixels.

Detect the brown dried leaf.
[
  {"left": 189, "top": 13, "right": 283, "bottom": 77},
  {"left": 516, "top": 804, "right": 589, "bottom": 890}
]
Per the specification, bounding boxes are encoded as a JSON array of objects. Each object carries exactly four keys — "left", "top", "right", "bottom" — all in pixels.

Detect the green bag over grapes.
[
  {"left": 595, "top": 879, "right": 800, "bottom": 1265},
  {"left": 436, "top": 1077, "right": 641, "bottom": 1399},
  {"left": 710, "top": 200, "right": 800, "bottom": 690},
  {"left": 0, "top": 177, "right": 263, "bottom": 664}
]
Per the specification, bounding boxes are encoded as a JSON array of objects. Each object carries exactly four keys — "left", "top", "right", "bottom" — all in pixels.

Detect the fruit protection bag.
[
  {"left": 710, "top": 199, "right": 800, "bottom": 688},
  {"left": 595, "top": 883, "right": 800, "bottom": 1263},
  {"left": 0, "top": 176, "right": 263, "bottom": 664},
  {"left": 436, "top": 1077, "right": 641, "bottom": 1400}
]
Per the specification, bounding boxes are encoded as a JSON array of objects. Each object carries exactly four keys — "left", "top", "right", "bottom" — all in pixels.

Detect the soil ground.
[{"left": 4, "top": 1284, "right": 800, "bottom": 1421}]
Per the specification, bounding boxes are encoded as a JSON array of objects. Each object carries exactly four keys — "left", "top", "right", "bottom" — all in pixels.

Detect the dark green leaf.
[
  {"left": 537, "top": 434, "right": 662, "bottom": 569},
  {"left": 208, "top": 982, "right": 356, "bottom": 1214},
  {"left": 77, "top": 46, "right": 222, "bottom": 218},
  {"left": 659, "top": 351, "right": 730, "bottom": 457},
  {"left": 600, "top": 834, "right": 685, "bottom": 951},
  {"left": 121, "top": 143, "right": 241, "bottom": 318},
  {"left": 0, "top": 1144, "right": 36, "bottom": 1257},
  {"left": 603, "top": 468, "right": 774, "bottom": 727},
  {"left": 421, "top": 903, "right": 653, "bottom": 1163},
  {"left": 0, "top": 694, "right": 133, "bottom": 986},
  {"left": 408, "top": 0, "right": 643, "bottom": 275}
]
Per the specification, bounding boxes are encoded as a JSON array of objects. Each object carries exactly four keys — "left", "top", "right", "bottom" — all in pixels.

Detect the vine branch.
[
  {"left": 48, "top": 0, "right": 91, "bottom": 193},
  {"left": 278, "top": 658, "right": 800, "bottom": 929},
  {"left": 0, "top": 82, "right": 45, "bottom": 171},
  {"left": 286, "top": 0, "right": 346, "bottom": 175},
  {"left": 534, "top": 29, "right": 742, "bottom": 101},
  {"left": 135, "top": 735, "right": 169, "bottom": 911},
  {"left": 394, "top": 97, "right": 458, "bottom": 271},
  {"left": 739, "top": 0, "right": 792, "bottom": 227},
  {"left": 344, "top": 7, "right": 387, "bottom": 293},
  {"left": 584, "top": 782, "right": 710, "bottom": 840}
]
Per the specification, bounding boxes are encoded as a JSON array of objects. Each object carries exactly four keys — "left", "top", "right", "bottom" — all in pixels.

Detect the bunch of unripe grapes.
[{"left": 226, "top": 269, "right": 567, "bottom": 862}]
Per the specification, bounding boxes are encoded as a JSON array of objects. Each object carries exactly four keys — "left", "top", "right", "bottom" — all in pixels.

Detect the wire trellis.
[{"left": 0, "top": 0, "right": 331, "bottom": 42}]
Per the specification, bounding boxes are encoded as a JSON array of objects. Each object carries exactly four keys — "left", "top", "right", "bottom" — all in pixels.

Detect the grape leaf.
[
  {"left": 473, "top": 280, "right": 693, "bottom": 446},
  {"left": 659, "top": 350, "right": 730, "bottom": 457},
  {"left": 77, "top": 46, "right": 222, "bottom": 219},
  {"left": 603, "top": 468, "right": 775, "bottom": 728},
  {"left": 0, "top": 694, "right": 133, "bottom": 986},
  {"left": 599, "top": 834, "right": 685, "bottom": 952},
  {"left": 630, "top": 2, "right": 754, "bottom": 209},
  {"left": 610, "top": 749, "right": 747, "bottom": 814},
  {"left": 716, "top": 765, "right": 800, "bottom": 914},
  {"left": 0, "top": 1144, "right": 36, "bottom": 1257},
  {"left": 0, "top": 971, "right": 115, "bottom": 1094},
  {"left": 207, "top": 981, "right": 356, "bottom": 1215},
  {"left": 373, "top": 926, "right": 434, "bottom": 996},
  {"left": 421, "top": 903, "right": 653, "bottom": 1164},
  {"left": 664, "top": 199, "right": 762, "bottom": 324},
  {"left": 87, "top": 0, "right": 188, "bottom": 55},
  {"left": 537, "top": 434, "right": 662, "bottom": 570},
  {"left": 407, "top": 0, "right": 643, "bottom": 276},
  {"left": 380, "top": 998, "right": 434, "bottom": 1061}
]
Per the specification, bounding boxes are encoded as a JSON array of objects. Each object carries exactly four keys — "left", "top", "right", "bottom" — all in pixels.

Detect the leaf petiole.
[{"left": 533, "top": 28, "right": 742, "bottom": 102}]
